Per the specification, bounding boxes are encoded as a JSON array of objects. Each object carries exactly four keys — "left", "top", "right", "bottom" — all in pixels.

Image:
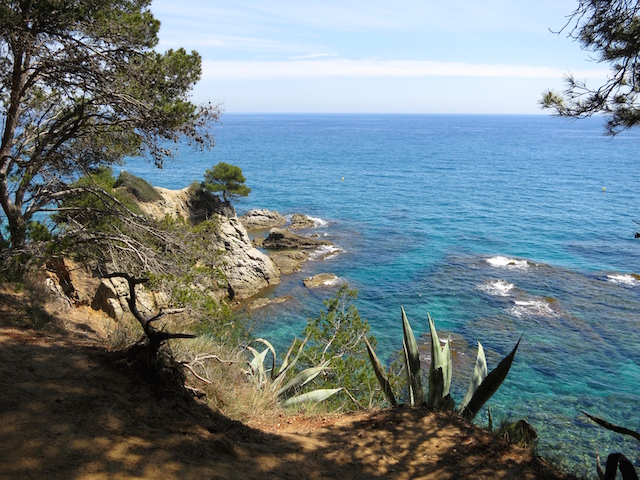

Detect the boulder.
[
  {"left": 136, "top": 186, "right": 192, "bottom": 221},
  {"left": 303, "top": 273, "right": 340, "bottom": 289},
  {"left": 269, "top": 250, "right": 310, "bottom": 274},
  {"left": 289, "top": 213, "right": 316, "bottom": 230},
  {"left": 214, "top": 215, "right": 281, "bottom": 300},
  {"left": 91, "top": 276, "right": 157, "bottom": 321},
  {"left": 45, "top": 258, "right": 101, "bottom": 306},
  {"left": 263, "top": 228, "right": 332, "bottom": 250},
  {"left": 239, "top": 209, "right": 287, "bottom": 231},
  {"left": 252, "top": 235, "right": 265, "bottom": 248},
  {"left": 246, "top": 295, "right": 292, "bottom": 311}
]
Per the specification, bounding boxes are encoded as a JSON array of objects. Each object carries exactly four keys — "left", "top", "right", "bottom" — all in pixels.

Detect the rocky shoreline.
[{"left": 45, "top": 188, "right": 342, "bottom": 322}]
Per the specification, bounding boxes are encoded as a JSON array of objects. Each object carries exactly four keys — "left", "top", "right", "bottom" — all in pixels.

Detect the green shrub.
[{"left": 115, "top": 170, "right": 163, "bottom": 203}]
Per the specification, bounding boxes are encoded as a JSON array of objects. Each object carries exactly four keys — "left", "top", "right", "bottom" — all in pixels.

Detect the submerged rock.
[
  {"left": 303, "top": 273, "right": 340, "bottom": 289},
  {"left": 239, "top": 209, "right": 287, "bottom": 231}
]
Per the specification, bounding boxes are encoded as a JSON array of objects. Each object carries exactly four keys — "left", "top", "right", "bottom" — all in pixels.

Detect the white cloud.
[
  {"left": 202, "top": 59, "right": 607, "bottom": 80},
  {"left": 292, "top": 53, "right": 338, "bottom": 60}
]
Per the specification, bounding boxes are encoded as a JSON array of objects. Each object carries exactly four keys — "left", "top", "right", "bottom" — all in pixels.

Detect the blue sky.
[{"left": 150, "top": 1, "right": 608, "bottom": 114}]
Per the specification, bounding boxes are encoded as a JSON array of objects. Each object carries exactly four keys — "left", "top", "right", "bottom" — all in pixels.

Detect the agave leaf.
[
  {"left": 582, "top": 412, "right": 640, "bottom": 442},
  {"left": 462, "top": 335, "right": 522, "bottom": 421},
  {"left": 401, "top": 306, "right": 424, "bottom": 405},
  {"left": 245, "top": 345, "right": 267, "bottom": 385},
  {"left": 427, "top": 314, "right": 452, "bottom": 407},
  {"left": 252, "top": 338, "right": 277, "bottom": 379},
  {"left": 603, "top": 453, "right": 639, "bottom": 480},
  {"left": 364, "top": 336, "right": 397, "bottom": 406},
  {"left": 460, "top": 342, "right": 488, "bottom": 411},
  {"left": 272, "top": 335, "right": 309, "bottom": 391},
  {"left": 442, "top": 336, "right": 452, "bottom": 396},
  {"left": 282, "top": 388, "right": 343, "bottom": 407},
  {"left": 428, "top": 366, "right": 444, "bottom": 408},
  {"left": 276, "top": 361, "right": 330, "bottom": 398},
  {"left": 277, "top": 336, "right": 298, "bottom": 377}
]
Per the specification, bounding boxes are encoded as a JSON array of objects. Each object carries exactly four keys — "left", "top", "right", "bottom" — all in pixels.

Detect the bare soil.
[{"left": 0, "top": 287, "right": 577, "bottom": 480}]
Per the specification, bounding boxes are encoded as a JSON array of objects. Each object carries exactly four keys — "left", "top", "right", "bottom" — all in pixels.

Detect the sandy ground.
[{"left": 0, "top": 287, "right": 577, "bottom": 480}]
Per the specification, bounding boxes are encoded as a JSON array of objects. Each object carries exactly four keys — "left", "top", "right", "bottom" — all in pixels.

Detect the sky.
[{"left": 149, "top": 1, "right": 609, "bottom": 114}]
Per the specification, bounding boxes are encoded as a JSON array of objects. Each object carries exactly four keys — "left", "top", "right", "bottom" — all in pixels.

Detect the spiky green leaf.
[
  {"left": 427, "top": 314, "right": 452, "bottom": 408},
  {"left": 282, "top": 388, "right": 343, "bottom": 407},
  {"left": 364, "top": 336, "right": 397, "bottom": 406},
  {"left": 462, "top": 336, "right": 522, "bottom": 420},
  {"left": 252, "top": 338, "right": 277, "bottom": 379},
  {"left": 401, "top": 306, "right": 424, "bottom": 405},
  {"left": 583, "top": 412, "right": 640, "bottom": 442},
  {"left": 460, "top": 342, "right": 488, "bottom": 411},
  {"left": 276, "top": 361, "right": 330, "bottom": 398}
]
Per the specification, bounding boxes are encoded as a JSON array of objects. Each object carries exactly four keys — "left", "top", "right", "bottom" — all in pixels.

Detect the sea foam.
[
  {"left": 477, "top": 279, "right": 515, "bottom": 297},
  {"left": 309, "top": 245, "right": 341, "bottom": 260},
  {"left": 606, "top": 274, "right": 640, "bottom": 287},
  {"left": 486, "top": 256, "right": 529, "bottom": 270},
  {"left": 509, "top": 299, "right": 557, "bottom": 318}
]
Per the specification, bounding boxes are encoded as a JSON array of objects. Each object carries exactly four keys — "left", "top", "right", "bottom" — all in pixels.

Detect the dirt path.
[{"left": 0, "top": 289, "right": 576, "bottom": 480}]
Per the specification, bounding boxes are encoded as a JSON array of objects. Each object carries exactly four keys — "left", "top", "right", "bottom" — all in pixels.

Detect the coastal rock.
[
  {"left": 269, "top": 250, "right": 310, "bottom": 274},
  {"left": 239, "top": 209, "right": 287, "bottom": 231},
  {"left": 246, "top": 295, "right": 293, "bottom": 311},
  {"left": 303, "top": 273, "right": 340, "bottom": 289},
  {"left": 45, "top": 258, "right": 101, "bottom": 306},
  {"left": 289, "top": 213, "right": 316, "bottom": 230},
  {"left": 252, "top": 235, "right": 265, "bottom": 248},
  {"left": 137, "top": 186, "right": 279, "bottom": 301},
  {"left": 213, "top": 214, "right": 281, "bottom": 300},
  {"left": 263, "top": 228, "right": 332, "bottom": 250},
  {"left": 137, "top": 186, "right": 192, "bottom": 221}
]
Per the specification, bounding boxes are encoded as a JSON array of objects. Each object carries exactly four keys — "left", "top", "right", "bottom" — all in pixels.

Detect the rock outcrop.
[
  {"left": 263, "top": 228, "right": 332, "bottom": 250},
  {"left": 239, "top": 209, "right": 287, "bottom": 231},
  {"left": 138, "top": 186, "right": 281, "bottom": 301},
  {"left": 136, "top": 186, "right": 192, "bottom": 221},
  {"left": 289, "top": 213, "right": 316, "bottom": 230},
  {"left": 213, "top": 215, "right": 281, "bottom": 299}
]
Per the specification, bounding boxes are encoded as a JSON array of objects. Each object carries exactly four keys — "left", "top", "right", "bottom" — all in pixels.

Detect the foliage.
[
  {"left": 582, "top": 412, "right": 640, "bottom": 480},
  {"left": 114, "top": 171, "right": 163, "bottom": 203},
  {"left": 366, "top": 307, "right": 521, "bottom": 421},
  {"left": 202, "top": 162, "right": 251, "bottom": 203},
  {"left": 294, "top": 285, "right": 386, "bottom": 410},
  {"left": 541, "top": 1, "right": 640, "bottom": 134},
  {"left": 244, "top": 337, "right": 342, "bottom": 408},
  {"left": 0, "top": 0, "right": 219, "bottom": 251}
]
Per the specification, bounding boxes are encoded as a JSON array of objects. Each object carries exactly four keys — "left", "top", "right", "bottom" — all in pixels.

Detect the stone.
[
  {"left": 45, "top": 258, "right": 101, "bottom": 306},
  {"left": 289, "top": 213, "right": 316, "bottom": 230},
  {"left": 269, "top": 250, "right": 310, "bottom": 274},
  {"left": 303, "top": 273, "right": 340, "bottom": 289},
  {"left": 213, "top": 214, "right": 281, "bottom": 300},
  {"left": 91, "top": 277, "right": 157, "bottom": 321},
  {"left": 252, "top": 235, "right": 265, "bottom": 247},
  {"left": 239, "top": 209, "right": 287, "bottom": 231},
  {"left": 263, "top": 228, "right": 332, "bottom": 250}
]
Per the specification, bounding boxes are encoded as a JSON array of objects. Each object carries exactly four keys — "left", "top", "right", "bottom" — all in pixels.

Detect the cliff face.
[{"left": 138, "top": 186, "right": 280, "bottom": 300}]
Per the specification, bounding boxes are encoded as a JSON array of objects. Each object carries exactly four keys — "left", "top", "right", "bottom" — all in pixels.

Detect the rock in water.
[
  {"left": 214, "top": 215, "right": 281, "bottom": 299},
  {"left": 263, "top": 228, "right": 332, "bottom": 249},
  {"left": 303, "top": 273, "right": 339, "bottom": 289},
  {"left": 269, "top": 250, "right": 310, "bottom": 274},
  {"left": 239, "top": 209, "right": 287, "bottom": 231},
  {"left": 289, "top": 213, "right": 316, "bottom": 230}
]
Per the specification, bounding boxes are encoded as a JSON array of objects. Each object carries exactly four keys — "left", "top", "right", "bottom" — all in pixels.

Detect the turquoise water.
[{"left": 125, "top": 114, "right": 640, "bottom": 474}]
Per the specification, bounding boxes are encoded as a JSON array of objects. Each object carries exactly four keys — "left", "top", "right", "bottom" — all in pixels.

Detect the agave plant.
[
  {"left": 365, "top": 306, "right": 521, "bottom": 421},
  {"left": 582, "top": 412, "right": 639, "bottom": 480},
  {"left": 245, "top": 336, "right": 343, "bottom": 407}
]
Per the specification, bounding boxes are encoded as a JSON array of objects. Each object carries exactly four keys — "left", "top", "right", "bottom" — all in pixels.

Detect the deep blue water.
[{"left": 124, "top": 114, "right": 640, "bottom": 475}]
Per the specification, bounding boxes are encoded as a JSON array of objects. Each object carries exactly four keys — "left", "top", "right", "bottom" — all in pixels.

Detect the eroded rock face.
[
  {"left": 91, "top": 277, "right": 157, "bottom": 321},
  {"left": 136, "top": 187, "right": 192, "bottom": 221},
  {"left": 239, "top": 209, "right": 287, "bottom": 231},
  {"left": 214, "top": 215, "right": 281, "bottom": 300},
  {"left": 263, "top": 228, "right": 332, "bottom": 250},
  {"left": 289, "top": 213, "right": 316, "bottom": 230}
]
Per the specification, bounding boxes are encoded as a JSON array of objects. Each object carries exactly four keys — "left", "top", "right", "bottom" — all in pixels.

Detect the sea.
[{"left": 123, "top": 114, "right": 640, "bottom": 476}]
